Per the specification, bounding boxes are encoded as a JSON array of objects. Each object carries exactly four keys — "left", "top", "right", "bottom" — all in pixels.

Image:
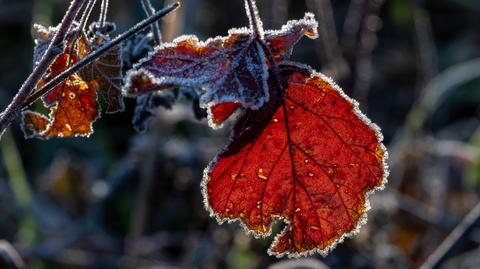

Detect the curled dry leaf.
[
  {"left": 124, "top": 13, "right": 318, "bottom": 127},
  {"left": 79, "top": 34, "right": 125, "bottom": 113},
  {"left": 132, "top": 91, "right": 176, "bottom": 133},
  {"left": 202, "top": 64, "right": 388, "bottom": 257}
]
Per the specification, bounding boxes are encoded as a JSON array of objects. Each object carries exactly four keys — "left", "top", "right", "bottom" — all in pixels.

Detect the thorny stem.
[
  {"left": 22, "top": 2, "right": 180, "bottom": 110},
  {"left": 0, "top": 0, "right": 87, "bottom": 137}
]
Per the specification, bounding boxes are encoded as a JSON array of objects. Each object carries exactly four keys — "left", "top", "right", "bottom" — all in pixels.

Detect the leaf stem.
[
  {"left": 244, "top": 0, "right": 282, "bottom": 97},
  {"left": 79, "top": 0, "right": 98, "bottom": 31},
  {"left": 22, "top": 2, "right": 180, "bottom": 110},
  {"left": 245, "top": 0, "right": 263, "bottom": 38},
  {"left": 0, "top": 0, "right": 87, "bottom": 138}
]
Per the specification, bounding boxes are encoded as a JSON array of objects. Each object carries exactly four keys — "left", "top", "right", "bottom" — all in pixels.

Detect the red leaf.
[
  {"left": 264, "top": 13, "right": 318, "bottom": 62},
  {"left": 22, "top": 32, "right": 99, "bottom": 139},
  {"left": 124, "top": 13, "right": 318, "bottom": 120},
  {"left": 202, "top": 64, "right": 388, "bottom": 257},
  {"left": 40, "top": 34, "right": 90, "bottom": 106}
]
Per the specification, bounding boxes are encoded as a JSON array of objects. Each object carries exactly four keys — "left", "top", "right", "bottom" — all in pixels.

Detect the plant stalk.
[{"left": 0, "top": 0, "right": 87, "bottom": 137}]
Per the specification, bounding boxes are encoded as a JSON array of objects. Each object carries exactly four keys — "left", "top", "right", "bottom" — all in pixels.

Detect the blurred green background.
[{"left": 0, "top": 0, "right": 480, "bottom": 268}]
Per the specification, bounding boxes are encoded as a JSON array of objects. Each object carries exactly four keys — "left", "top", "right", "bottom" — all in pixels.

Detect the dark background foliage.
[{"left": 0, "top": 0, "right": 480, "bottom": 268}]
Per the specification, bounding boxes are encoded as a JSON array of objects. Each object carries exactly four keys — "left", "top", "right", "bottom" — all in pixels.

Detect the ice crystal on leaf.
[
  {"left": 202, "top": 64, "right": 388, "bottom": 257},
  {"left": 125, "top": 33, "right": 269, "bottom": 110},
  {"left": 123, "top": 13, "right": 318, "bottom": 127}
]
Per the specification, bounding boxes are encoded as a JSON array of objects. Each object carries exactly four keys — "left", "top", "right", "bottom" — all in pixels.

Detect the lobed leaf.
[
  {"left": 202, "top": 64, "right": 388, "bottom": 257},
  {"left": 124, "top": 13, "right": 318, "bottom": 127},
  {"left": 124, "top": 33, "right": 269, "bottom": 110}
]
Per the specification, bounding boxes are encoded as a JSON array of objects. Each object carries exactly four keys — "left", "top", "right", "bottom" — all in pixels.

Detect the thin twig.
[
  {"left": 141, "top": 0, "right": 162, "bottom": 45},
  {"left": 0, "top": 240, "right": 25, "bottom": 269},
  {"left": 245, "top": 0, "right": 282, "bottom": 99},
  {"left": 244, "top": 0, "right": 283, "bottom": 102},
  {"left": 99, "top": 0, "right": 109, "bottom": 27},
  {"left": 21, "top": 2, "right": 180, "bottom": 110},
  {"left": 79, "top": 0, "right": 98, "bottom": 31},
  {"left": 0, "top": 0, "right": 87, "bottom": 137},
  {"left": 245, "top": 0, "right": 263, "bottom": 38},
  {"left": 419, "top": 202, "right": 480, "bottom": 269}
]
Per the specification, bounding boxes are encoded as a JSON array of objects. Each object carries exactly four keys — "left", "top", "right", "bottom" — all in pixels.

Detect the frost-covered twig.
[
  {"left": 245, "top": 0, "right": 263, "bottom": 38},
  {"left": 0, "top": 241, "right": 25, "bottom": 269},
  {"left": 141, "top": 0, "right": 162, "bottom": 44},
  {"left": 245, "top": 0, "right": 282, "bottom": 98},
  {"left": 79, "top": 0, "right": 98, "bottom": 31},
  {"left": 22, "top": 2, "right": 180, "bottom": 110},
  {"left": 0, "top": 0, "right": 87, "bottom": 137}
]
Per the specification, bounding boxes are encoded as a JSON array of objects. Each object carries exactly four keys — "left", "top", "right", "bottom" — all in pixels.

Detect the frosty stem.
[
  {"left": 141, "top": 0, "right": 162, "bottom": 45},
  {"left": 244, "top": 0, "right": 284, "bottom": 98},
  {"left": 22, "top": 2, "right": 180, "bottom": 111},
  {"left": 245, "top": 0, "right": 263, "bottom": 39},
  {"left": 0, "top": 0, "right": 87, "bottom": 137}
]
